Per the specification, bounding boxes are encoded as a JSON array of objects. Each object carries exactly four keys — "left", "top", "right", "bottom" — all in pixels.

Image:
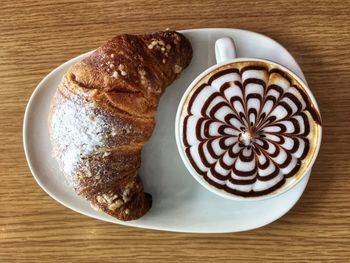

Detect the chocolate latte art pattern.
[{"left": 181, "top": 62, "right": 321, "bottom": 197}]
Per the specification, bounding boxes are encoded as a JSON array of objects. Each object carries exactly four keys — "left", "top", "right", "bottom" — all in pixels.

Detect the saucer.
[{"left": 23, "top": 28, "right": 310, "bottom": 233}]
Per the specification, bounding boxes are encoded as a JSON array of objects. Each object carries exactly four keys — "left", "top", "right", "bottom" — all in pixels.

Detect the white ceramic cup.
[{"left": 175, "top": 37, "right": 322, "bottom": 201}]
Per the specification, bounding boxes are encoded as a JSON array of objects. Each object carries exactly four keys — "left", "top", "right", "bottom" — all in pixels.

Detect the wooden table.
[{"left": 1, "top": 0, "right": 349, "bottom": 262}]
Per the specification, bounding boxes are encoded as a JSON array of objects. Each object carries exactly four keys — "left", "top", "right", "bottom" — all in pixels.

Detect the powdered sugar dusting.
[{"left": 50, "top": 90, "right": 109, "bottom": 186}]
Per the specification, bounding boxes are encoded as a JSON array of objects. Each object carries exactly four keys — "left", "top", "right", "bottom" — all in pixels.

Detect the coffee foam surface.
[{"left": 181, "top": 61, "right": 321, "bottom": 197}]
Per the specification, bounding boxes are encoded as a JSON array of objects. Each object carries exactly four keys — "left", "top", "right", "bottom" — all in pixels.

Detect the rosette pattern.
[{"left": 182, "top": 64, "right": 320, "bottom": 197}]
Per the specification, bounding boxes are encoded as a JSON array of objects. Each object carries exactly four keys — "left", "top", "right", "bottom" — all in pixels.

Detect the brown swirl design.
[{"left": 182, "top": 63, "right": 321, "bottom": 197}]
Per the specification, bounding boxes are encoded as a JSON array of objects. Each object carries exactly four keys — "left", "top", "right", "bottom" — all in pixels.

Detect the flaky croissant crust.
[{"left": 49, "top": 31, "right": 192, "bottom": 220}]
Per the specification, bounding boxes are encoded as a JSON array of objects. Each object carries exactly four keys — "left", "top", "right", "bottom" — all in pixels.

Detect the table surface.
[{"left": 1, "top": 0, "right": 349, "bottom": 262}]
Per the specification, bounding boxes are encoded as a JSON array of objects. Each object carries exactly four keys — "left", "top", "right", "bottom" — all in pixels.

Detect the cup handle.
[{"left": 215, "top": 37, "right": 237, "bottom": 64}]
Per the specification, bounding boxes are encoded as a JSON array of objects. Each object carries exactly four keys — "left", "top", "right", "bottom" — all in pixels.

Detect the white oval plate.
[{"left": 23, "top": 28, "right": 310, "bottom": 233}]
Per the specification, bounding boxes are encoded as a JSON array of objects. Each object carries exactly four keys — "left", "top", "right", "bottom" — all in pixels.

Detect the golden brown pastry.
[{"left": 48, "top": 31, "right": 192, "bottom": 220}]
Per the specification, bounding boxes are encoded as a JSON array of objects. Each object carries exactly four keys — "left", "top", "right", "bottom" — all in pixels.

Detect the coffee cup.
[{"left": 175, "top": 37, "right": 322, "bottom": 201}]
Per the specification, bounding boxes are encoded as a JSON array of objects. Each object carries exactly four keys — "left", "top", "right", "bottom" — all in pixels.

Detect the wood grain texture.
[{"left": 0, "top": 0, "right": 349, "bottom": 262}]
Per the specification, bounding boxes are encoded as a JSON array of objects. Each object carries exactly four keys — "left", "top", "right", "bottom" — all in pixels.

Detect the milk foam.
[{"left": 182, "top": 63, "right": 320, "bottom": 197}]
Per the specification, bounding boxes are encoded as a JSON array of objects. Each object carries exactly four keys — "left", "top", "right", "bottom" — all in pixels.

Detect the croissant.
[{"left": 48, "top": 31, "right": 192, "bottom": 220}]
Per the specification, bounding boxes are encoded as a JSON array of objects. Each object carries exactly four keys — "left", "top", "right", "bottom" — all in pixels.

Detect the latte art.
[{"left": 181, "top": 62, "right": 321, "bottom": 197}]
